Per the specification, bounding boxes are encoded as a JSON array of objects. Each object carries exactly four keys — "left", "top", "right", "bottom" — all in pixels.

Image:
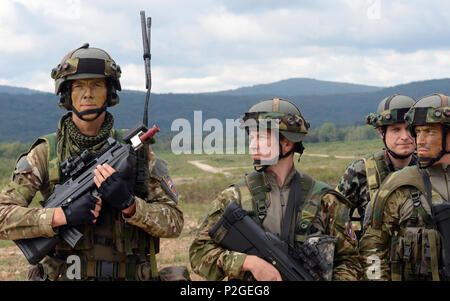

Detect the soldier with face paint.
[
  {"left": 189, "top": 98, "right": 361, "bottom": 281},
  {"left": 336, "top": 95, "right": 417, "bottom": 243},
  {"left": 0, "top": 43, "right": 184, "bottom": 281},
  {"left": 360, "top": 94, "right": 450, "bottom": 281}
]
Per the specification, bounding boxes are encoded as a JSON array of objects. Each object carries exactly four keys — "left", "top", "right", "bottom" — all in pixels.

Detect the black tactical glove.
[
  {"left": 98, "top": 172, "right": 135, "bottom": 210},
  {"left": 62, "top": 194, "right": 97, "bottom": 226}
]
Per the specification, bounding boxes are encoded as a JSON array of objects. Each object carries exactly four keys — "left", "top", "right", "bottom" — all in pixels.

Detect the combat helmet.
[
  {"left": 404, "top": 93, "right": 450, "bottom": 168},
  {"left": 241, "top": 98, "right": 310, "bottom": 169},
  {"left": 51, "top": 43, "right": 122, "bottom": 121},
  {"left": 366, "top": 94, "right": 416, "bottom": 159}
]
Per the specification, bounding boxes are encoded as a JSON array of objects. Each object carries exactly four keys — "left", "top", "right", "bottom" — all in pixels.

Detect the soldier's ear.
[
  {"left": 378, "top": 128, "right": 384, "bottom": 139},
  {"left": 280, "top": 136, "right": 294, "bottom": 152},
  {"left": 445, "top": 127, "right": 450, "bottom": 151}
]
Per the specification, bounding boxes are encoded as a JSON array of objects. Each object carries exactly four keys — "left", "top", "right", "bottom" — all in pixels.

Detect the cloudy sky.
[{"left": 1, "top": 0, "right": 450, "bottom": 93}]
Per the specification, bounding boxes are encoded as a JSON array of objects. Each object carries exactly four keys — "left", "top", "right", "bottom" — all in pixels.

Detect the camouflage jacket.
[
  {"left": 0, "top": 136, "right": 183, "bottom": 242},
  {"left": 359, "top": 165, "right": 446, "bottom": 281},
  {"left": 189, "top": 167, "right": 361, "bottom": 281},
  {"left": 336, "top": 151, "right": 417, "bottom": 229}
]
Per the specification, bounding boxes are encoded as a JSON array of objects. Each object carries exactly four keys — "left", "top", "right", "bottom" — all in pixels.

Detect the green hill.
[
  {"left": 2, "top": 78, "right": 450, "bottom": 143},
  {"left": 208, "top": 77, "right": 383, "bottom": 96}
]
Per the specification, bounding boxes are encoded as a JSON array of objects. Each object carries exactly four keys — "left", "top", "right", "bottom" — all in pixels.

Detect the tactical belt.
[
  {"left": 84, "top": 260, "right": 134, "bottom": 280},
  {"left": 94, "top": 235, "right": 114, "bottom": 246},
  {"left": 82, "top": 260, "right": 158, "bottom": 281}
]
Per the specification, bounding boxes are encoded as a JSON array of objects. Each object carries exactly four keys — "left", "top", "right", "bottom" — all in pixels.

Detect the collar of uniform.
[
  {"left": 426, "top": 163, "right": 450, "bottom": 201},
  {"left": 263, "top": 165, "right": 297, "bottom": 188},
  {"left": 383, "top": 149, "right": 417, "bottom": 171},
  {"left": 427, "top": 163, "right": 450, "bottom": 176},
  {"left": 382, "top": 149, "right": 397, "bottom": 171}
]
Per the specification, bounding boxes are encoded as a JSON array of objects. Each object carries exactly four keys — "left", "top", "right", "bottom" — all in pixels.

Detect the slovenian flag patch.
[
  {"left": 166, "top": 176, "right": 178, "bottom": 197},
  {"left": 346, "top": 223, "right": 357, "bottom": 241}
]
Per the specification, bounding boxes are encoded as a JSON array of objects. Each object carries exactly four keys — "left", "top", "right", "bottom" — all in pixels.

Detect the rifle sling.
[{"left": 280, "top": 172, "right": 308, "bottom": 245}]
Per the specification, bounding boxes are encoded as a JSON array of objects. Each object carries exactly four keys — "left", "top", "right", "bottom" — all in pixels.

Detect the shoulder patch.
[
  {"left": 165, "top": 176, "right": 178, "bottom": 198},
  {"left": 150, "top": 157, "right": 178, "bottom": 203},
  {"left": 12, "top": 155, "right": 31, "bottom": 183},
  {"left": 150, "top": 157, "right": 169, "bottom": 179},
  {"left": 345, "top": 222, "right": 358, "bottom": 241},
  {"left": 15, "top": 155, "right": 31, "bottom": 173}
]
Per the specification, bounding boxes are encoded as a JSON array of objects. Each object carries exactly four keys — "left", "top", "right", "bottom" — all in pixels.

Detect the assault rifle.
[
  {"left": 14, "top": 125, "right": 160, "bottom": 265},
  {"left": 209, "top": 201, "right": 331, "bottom": 281}
]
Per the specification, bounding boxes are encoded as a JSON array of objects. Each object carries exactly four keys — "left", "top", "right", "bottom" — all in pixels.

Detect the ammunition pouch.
[
  {"left": 27, "top": 258, "right": 66, "bottom": 281},
  {"left": 27, "top": 264, "right": 44, "bottom": 281},
  {"left": 158, "top": 266, "right": 191, "bottom": 281},
  {"left": 36, "top": 255, "right": 160, "bottom": 281},
  {"left": 389, "top": 227, "right": 440, "bottom": 281},
  {"left": 294, "top": 234, "right": 337, "bottom": 281}
]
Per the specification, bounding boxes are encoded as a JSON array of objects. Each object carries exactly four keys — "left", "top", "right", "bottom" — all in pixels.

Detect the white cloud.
[
  {"left": 198, "top": 6, "right": 265, "bottom": 42},
  {"left": 3, "top": 0, "right": 450, "bottom": 94},
  {"left": 0, "top": 71, "right": 54, "bottom": 92},
  {"left": 0, "top": 28, "right": 37, "bottom": 54},
  {"left": 120, "top": 64, "right": 146, "bottom": 91},
  {"left": 132, "top": 48, "right": 450, "bottom": 93},
  {"left": 12, "top": 0, "right": 82, "bottom": 20}
]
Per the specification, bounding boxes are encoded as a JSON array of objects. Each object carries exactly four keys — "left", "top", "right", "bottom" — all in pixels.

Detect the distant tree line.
[
  {"left": 304, "top": 122, "right": 379, "bottom": 143},
  {"left": 0, "top": 123, "right": 377, "bottom": 184}
]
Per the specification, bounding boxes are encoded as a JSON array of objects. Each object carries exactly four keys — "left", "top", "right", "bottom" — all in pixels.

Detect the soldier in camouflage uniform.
[
  {"left": 0, "top": 43, "right": 184, "bottom": 280},
  {"left": 189, "top": 98, "right": 361, "bottom": 281},
  {"left": 360, "top": 94, "right": 450, "bottom": 281},
  {"left": 336, "top": 95, "right": 417, "bottom": 241}
]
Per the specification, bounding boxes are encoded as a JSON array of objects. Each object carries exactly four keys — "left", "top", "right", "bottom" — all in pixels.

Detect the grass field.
[{"left": 0, "top": 138, "right": 384, "bottom": 280}]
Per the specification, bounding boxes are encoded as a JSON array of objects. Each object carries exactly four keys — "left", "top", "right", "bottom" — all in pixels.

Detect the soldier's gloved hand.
[
  {"left": 62, "top": 194, "right": 98, "bottom": 226},
  {"left": 98, "top": 171, "right": 135, "bottom": 210},
  {"left": 242, "top": 255, "right": 282, "bottom": 281}
]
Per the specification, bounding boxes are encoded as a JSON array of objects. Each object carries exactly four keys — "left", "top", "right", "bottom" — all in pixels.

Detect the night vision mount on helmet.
[
  {"left": 51, "top": 43, "right": 122, "bottom": 121},
  {"left": 365, "top": 94, "right": 416, "bottom": 160}
]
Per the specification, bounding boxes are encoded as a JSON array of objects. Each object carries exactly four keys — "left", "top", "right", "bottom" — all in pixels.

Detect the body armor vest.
[
  {"left": 31, "top": 130, "right": 159, "bottom": 280},
  {"left": 363, "top": 150, "right": 392, "bottom": 205},
  {"left": 368, "top": 166, "right": 443, "bottom": 281},
  {"left": 232, "top": 171, "right": 345, "bottom": 246}
]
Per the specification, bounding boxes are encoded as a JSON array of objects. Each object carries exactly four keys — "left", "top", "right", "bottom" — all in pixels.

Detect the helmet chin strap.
[
  {"left": 381, "top": 128, "right": 414, "bottom": 160},
  {"left": 253, "top": 141, "right": 295, "bottom": 172},
  {"left": 386, "top": 147, "right": 413, "bottom": 160},
  {"left": 70, "top": 103, "right": 107, "bottom": 122}
]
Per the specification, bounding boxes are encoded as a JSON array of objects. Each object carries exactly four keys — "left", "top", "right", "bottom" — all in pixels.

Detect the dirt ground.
[{"left": 0, "top": 209, "right": 206, "bottom": 281}]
